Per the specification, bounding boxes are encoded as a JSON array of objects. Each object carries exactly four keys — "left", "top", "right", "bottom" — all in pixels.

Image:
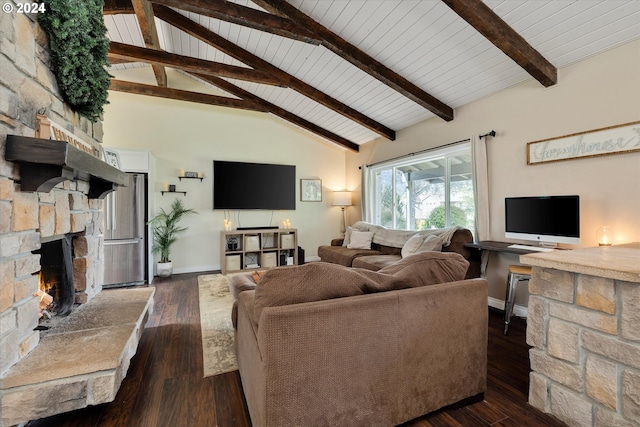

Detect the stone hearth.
[{"left": 0, "top": 287, "right": 154, "bottom": 426}]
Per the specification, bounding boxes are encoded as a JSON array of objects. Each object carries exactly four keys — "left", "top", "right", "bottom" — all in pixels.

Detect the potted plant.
[{"left": 149, "top": 198, "right": 197, "bottom": 277}]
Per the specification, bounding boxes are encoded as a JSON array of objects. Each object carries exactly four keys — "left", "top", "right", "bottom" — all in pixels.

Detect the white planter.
[{"left": 156, "top": 261, "right": 173, "bottom": 277}]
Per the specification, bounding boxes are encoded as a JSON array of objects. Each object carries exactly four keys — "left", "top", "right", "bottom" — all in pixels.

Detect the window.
[{"left": 368, "top": 143, "right": 475, "bottom": 234}]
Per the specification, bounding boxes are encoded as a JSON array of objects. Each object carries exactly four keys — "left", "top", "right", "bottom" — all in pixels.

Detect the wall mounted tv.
[
  {"left": 505, "top": 195, "right": 580, "bottom": 245},
  {"left": 213, "top": 160, "right": 296, "bottom": 210}
]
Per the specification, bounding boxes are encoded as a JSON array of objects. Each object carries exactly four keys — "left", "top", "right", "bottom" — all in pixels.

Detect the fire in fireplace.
[{"left": 33, "top": 235, "right": 76, "bottom": 317}]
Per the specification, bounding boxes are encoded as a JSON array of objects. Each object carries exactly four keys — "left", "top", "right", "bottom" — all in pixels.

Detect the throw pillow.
[
  {"left": 401, "top": 234, "right": 443, "bottom": 257},
  {"left": 342, "top": 226, "right": 353, "bottom": 247},
  {"left": 347, "top": 230, "right": 374, "bottom": 249},
  {"left": 415, "top": 234, "right": 443, "bottom": 254},
  {"left": 401, "top": 233, "right": 424, "bottom": 258}
]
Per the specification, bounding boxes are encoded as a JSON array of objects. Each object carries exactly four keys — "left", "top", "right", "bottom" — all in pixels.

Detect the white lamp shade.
[{"left": 333, "top": 191, "right": 352, "bottom": 206}]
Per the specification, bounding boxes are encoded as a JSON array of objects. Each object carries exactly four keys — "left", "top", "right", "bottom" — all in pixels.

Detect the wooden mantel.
[{"left": 5, "top": 135, "right": 128, "bottom": 199}]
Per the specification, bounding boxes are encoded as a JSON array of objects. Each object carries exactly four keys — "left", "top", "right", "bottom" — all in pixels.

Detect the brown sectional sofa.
[
  {"left": 232, "top": 253, "right": 488, "bottom": 426},
  {"left": 318, "top": 221, "right": 480, "bottom": 278}
]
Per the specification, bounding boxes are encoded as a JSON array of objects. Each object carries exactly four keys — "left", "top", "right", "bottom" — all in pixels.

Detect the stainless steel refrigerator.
[{"left": 103, "top": 172, "right": 147, "bottom": 287}]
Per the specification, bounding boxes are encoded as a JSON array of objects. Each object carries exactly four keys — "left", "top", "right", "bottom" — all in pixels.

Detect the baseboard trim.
[
  {"left": 488, "top": 296, "right": 528, "bottom": 318},
  {"left": 172, "top": 265, "right": 220, "bottom": 275}
]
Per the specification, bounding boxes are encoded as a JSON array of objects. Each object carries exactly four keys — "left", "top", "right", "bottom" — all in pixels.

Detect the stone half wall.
[
  {"left": 527, "top": 267, "right": 640, "bottom": 426},
  {"left": 0, "top": 9, "right": 105, "bottom": 376}
]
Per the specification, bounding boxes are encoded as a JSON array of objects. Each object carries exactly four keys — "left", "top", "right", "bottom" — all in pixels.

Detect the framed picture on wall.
[
  {"left": 300, "top": 179, "right": 322, "bottom": 202},
  {"left": 103, "top": 147, "right": 121, "bottom": 169}
]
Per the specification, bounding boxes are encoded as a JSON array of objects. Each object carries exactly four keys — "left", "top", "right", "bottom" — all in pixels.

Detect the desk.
[
  {"left": 465, "top": 241, "right": 537, "bottom": 334},
  {"left": 465, "top": 240, "right": 544, "bottom": 255}
]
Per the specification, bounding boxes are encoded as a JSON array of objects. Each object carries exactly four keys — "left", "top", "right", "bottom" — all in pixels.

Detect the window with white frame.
[{"left": 367, "top": 143, "right": 475, "bottom": 234}]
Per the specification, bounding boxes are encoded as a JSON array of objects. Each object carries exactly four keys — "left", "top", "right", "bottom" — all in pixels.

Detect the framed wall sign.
[
  {"left": 103, "top": 147, "right": 121, "bottom": 169},
  {"left": 300, "top": 179, "right": 322, "bottom": 202},
  {"left": 527, "top": 120, "right": 640, "bottom": 165}
]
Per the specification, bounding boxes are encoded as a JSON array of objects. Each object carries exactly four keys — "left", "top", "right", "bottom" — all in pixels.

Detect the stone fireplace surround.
[
  {"left": 0, "top": 11, "right": 154, "bottom": 427},
  {"left": 0, "top": 8, "right": 106, "bottom": 382},
  {"left": 523, "top": 244, "right": 640, "bottom": 426}
]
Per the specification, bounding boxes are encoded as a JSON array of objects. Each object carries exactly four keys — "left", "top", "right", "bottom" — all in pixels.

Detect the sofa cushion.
[
  {"left": 229, "top": 273, "right": 258, "bottom": 300},
  {"left": 253, "top": 252, "right": 469, "bottom": 323},
  {"left": 347, "top": 230, "right": 374, "bottom": 249},
  {"left": 377, "top": 251, "right": 468, "bottom": 286},
  {"left": 352, "top": 255, "right": 401, "bottom": 271},
  {"left": 318, "top": 245, "right": 381, "bottom": 266}
]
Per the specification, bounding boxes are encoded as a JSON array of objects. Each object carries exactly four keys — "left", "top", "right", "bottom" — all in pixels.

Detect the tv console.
[
  {"left": 237, "top": 226, "right": 279, "bottom": 230},
  {"left": 221, "top": 228, "right": 298, "bottom": 274}
]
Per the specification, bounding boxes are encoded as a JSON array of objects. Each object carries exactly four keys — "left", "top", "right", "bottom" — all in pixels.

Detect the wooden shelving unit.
[{"left": 221, "top": 228, "right": 297, "bottom": 274}]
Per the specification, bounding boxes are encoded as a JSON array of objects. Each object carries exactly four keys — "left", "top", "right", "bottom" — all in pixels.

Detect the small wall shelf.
[
  {"left": 161, "top": 190, "right": 187, "bottom": 196},
  {"left": 178, "top": 176, "right": 203, "bottom": 182}
]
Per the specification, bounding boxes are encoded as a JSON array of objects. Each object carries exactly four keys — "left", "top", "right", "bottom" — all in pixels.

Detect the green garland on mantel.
[{"left": 38, "top": 0, "right": 111, "bottom": 122}]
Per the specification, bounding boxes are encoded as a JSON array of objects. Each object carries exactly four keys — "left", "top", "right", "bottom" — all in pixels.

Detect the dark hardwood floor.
[{"left": 30, "top": 272, "right": 565, "bottom": 427}]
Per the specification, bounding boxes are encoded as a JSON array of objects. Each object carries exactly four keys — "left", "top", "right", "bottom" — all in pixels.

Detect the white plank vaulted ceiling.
[{"left": 104, "top": 0, "right": 640, "bottom": 149}]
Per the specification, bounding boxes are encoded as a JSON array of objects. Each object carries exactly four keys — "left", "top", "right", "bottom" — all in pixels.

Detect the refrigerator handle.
[
  {"left": 105, "top": 193, "right": 111, "bottom": 232},
  {"left": 112, "top": 190, "right": 117, "bottom": 231},
  {"left": 133, "top": 174, "right": 145, "bottom": 238}
]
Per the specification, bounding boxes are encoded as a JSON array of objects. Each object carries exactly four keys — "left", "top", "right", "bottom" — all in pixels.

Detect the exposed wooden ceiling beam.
[
  {"left": 103, "top": 0, "right": 133, "bottom": 14},
  {"left": 150, "top": 0, "right": 318, "bottom": 44},
  {"left": 441, "top": 0, "right": 557, "bottom": 87},
  {"left": 108, "top": 57, "right": 134, "bottom": 65},
  {"left": 131, "top": 0, "right": 167, "bottom": 87},
  {"left": 153, "top": 5, "right": 395, "bottom": 141},
  {"left": 108, "top": 42, "right": 284, "bottom": 86},
  {"left": 191, "top": 73, "right": 359, "bottom": 152},
  {"left": 251, "top": 0, "right": 455, "bottom": 122},
  {"left": 109, "top": 79, "right": 267, "bottom": 112}
]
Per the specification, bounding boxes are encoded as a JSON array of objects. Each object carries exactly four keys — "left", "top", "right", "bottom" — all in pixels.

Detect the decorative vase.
[{"left": 157, "top": 261, "right": 173, "bottom": 277}]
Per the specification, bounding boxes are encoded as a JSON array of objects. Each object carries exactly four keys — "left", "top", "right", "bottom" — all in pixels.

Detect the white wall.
[
  {"left": 347, "top": 40, "right": 640, "bottom": 307},
  {"left": 103, "top": 68, "right": 348, "bottom": 274}
]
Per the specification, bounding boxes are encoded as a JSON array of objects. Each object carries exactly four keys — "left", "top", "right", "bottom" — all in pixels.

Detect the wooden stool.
[{"left": 504, "top": 265, "right": 532, "bottom": 335}]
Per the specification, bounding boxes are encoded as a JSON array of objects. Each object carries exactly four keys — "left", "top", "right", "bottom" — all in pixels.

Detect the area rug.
[{"left": 197, "top": 274, "right": 237, "bottom": 377}]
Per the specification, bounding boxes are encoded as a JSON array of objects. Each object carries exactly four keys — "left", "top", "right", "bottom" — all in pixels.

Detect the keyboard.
[{"left": 508, "top": 244, "right": 555, "bottom": 252}]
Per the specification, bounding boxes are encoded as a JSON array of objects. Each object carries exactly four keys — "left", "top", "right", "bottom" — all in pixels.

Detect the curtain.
[
  {"left": 360, "top": 164, "right": 374, "bottom": 222},
  {"left": 471, "top": 134, "right": 490, "bottom": 275}
]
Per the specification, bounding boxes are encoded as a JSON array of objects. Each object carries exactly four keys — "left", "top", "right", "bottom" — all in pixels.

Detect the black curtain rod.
[
  {"left": 359, "top": 137, "right": 471, "bottom": 169},
  {"left": 479, "top": 130, "right": 496, "bottom": 139}
]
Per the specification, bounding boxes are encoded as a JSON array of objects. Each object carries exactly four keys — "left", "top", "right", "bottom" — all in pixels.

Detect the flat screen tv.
[
  {"left": 213, "top": 160, "right": 296, "bottom": 210},
  {"left": 505, "top": 195, "right": 580, "bottom": 245}
]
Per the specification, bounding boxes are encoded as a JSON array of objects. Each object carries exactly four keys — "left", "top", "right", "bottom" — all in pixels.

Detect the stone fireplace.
[
  {"left": 0, "top": 10, "right": 154, "bottom": 427},
  {"left": 0, "top": 10, "right": 106, "bottom": 378}
]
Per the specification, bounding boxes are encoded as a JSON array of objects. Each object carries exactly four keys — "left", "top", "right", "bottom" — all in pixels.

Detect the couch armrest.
[
  {"left": 330, "top": 238, "right": 344, "bottom": 246},
  {"left": 257, "top": 293, "right": 400, "bottom": 426}
]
